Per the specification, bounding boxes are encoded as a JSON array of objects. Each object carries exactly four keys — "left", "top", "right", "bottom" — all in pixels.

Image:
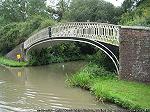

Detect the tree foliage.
[
  {"left": 120, "top": 0, "right": 150, "bottom": 26},
  {"left": 0, "top": 0, "right": 51, "bottom": 23},
  {"left": 0, "top": 15, "right": 55, "bottom": 54},
  {"left": 0, "top": 0, "right": 56, "bottom": 54},
  {"left": 55, "top": 0, "right": 70, "bottom": 21},
  {"left": 28, "top": 42, "right": 82, "bottom": 65},
  {"left": 55, "top": 0, "right": 123, "bottom": 24},
  {"left": 122, "top": 0, "right": 144, "bottom": 12}
]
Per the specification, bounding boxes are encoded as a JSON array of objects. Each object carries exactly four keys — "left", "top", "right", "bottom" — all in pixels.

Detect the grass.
[
  {"left": 66, "top": 63, "right": 150, "bottom": 110},
  {"left": 0, "top": 56, "right": 27, "bottom": 67},
  {"left": 91, "top": 78, "right": 150, "bottom": 110}
]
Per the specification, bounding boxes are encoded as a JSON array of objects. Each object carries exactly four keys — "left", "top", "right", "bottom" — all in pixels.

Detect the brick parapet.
[{"left": 119, "top": 28, "right": 150, "bottom": 83}]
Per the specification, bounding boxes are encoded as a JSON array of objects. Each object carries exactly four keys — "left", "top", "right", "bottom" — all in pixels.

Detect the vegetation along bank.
[
  {"left": 66, "top": 63, "right": 150, "bottom": 110},
  {"left": 0, "top": 56, "right": 27, "bottom": 67}
]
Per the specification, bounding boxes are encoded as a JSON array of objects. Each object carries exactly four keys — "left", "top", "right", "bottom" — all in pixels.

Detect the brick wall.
[
  {"left": 6, "top": 43, "right": 25, "bottom": 61},
  {"left": 119, "top": 27, "right": 150, "bottom": 83}
]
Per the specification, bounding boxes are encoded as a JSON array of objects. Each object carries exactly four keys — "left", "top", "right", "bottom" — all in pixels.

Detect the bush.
[
  {"left": 83, "top": 63, "right": 116, "bottom": 78},
  {"left": 66, "top": 63, "right": 117, "bottom": 89},
  {"left": 28, "top": 48, "right": 50, "bottom": 66},
  {"left": 86, "top": 51, "right": 116, "bottom": 71},
  {"left": 66, "top": 72, "right": 94, "bottom": 89},
  {"left": 28, "top": 42, "right": 84, "bottom": 66}
]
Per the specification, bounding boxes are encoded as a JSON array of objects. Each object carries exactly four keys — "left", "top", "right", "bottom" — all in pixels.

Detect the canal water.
[{"left": 0, "top": 61, "right": 120, "bottom": 112}]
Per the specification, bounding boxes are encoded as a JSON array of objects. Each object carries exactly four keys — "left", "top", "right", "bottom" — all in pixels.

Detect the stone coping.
[{"left": 121, "top": 26, "right": 150, "bottom": 30}]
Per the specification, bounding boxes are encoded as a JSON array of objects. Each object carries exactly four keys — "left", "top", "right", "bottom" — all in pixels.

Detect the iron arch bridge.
[{"left": 24, "top": 22, "right": 120, "bottom": 73}]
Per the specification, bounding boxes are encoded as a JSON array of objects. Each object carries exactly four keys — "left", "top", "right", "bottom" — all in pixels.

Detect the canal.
[{"left": 0, "top": 61, "right": 120, "bottom": 111}]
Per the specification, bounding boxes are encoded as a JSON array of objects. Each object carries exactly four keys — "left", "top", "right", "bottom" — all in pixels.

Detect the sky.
[
  {"left": 105, "top": 0, "right": 125, "bottom": 6},
  {"left": 47, "top": 0, "right": 125, "bottom": 7}
]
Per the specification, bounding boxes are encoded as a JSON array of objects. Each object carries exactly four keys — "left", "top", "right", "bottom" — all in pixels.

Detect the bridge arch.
[{"left": 25, "top": 37, "right": 119, "bottom": 74}]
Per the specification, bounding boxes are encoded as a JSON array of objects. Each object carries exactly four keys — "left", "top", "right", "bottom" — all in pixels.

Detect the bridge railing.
[
  {"left": 51, "top": 22, "right": 120, "bottom": 46},
  {"left": 24, "top": 22, "right": 120, "bottom": 49},
  {"left": 24, "top": 27, "right": 49, "bottom": 49}
]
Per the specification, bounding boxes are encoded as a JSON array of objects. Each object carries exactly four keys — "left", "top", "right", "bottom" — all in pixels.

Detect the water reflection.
[{"left": 0, "top": 61, "right": 120, "bottom": 111}]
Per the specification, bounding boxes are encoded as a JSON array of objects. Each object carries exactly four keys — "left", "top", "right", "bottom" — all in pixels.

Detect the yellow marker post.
[
  {"left": 17, "top": 72, "right": 22, "bottom": 77},
  {"left": 17, "top": 54, "right": 21, "bottom": 62}
]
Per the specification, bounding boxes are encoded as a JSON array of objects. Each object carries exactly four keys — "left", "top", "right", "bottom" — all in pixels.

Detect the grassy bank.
[
  {"left": 66, "top": 63, "right": 150, "bottom": 110},
  {"left": 0, "top": 56, "right": 27, "bottom": 67}
]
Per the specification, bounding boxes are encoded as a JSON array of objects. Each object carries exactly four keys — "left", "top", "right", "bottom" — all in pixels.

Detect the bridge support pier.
[
  {"left": 119, "top": 27, "right": 150, "bottom": 83},
  {"left": 6, "top": 43, "right": 25, "bottom": 61}
]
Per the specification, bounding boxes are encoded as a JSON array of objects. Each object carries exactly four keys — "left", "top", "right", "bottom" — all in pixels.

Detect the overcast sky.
[
  {"left": 105, "top": 0, "right": 125, "bottom": 6},
  {"left": 47, "top": 0, "right": 125, "bottom": 7}
]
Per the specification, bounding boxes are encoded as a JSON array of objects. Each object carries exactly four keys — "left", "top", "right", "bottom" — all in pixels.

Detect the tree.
[
  {"left": 120, "top": 0, "right": 150, "bottom": 26},
  {"left": 0, "top": 0, "right": 26, "bottom": 22},
  {"left": 0, "top": 0, "right": 51, "bottom": 23},
  {"left": 0, "top": 0, "right": 56, "bottom": 54},
  {"left": 26, "top": 0, "right": 47, "bottom": 16},
  {"left": 62, "top": 0, "right": 123, "bottom": 24},
  {"left": 55, "top": 0, "right": 70, "bottom": 21},
  {"left": 122, "top": 0, "right": 144, "bottom": 12}
]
